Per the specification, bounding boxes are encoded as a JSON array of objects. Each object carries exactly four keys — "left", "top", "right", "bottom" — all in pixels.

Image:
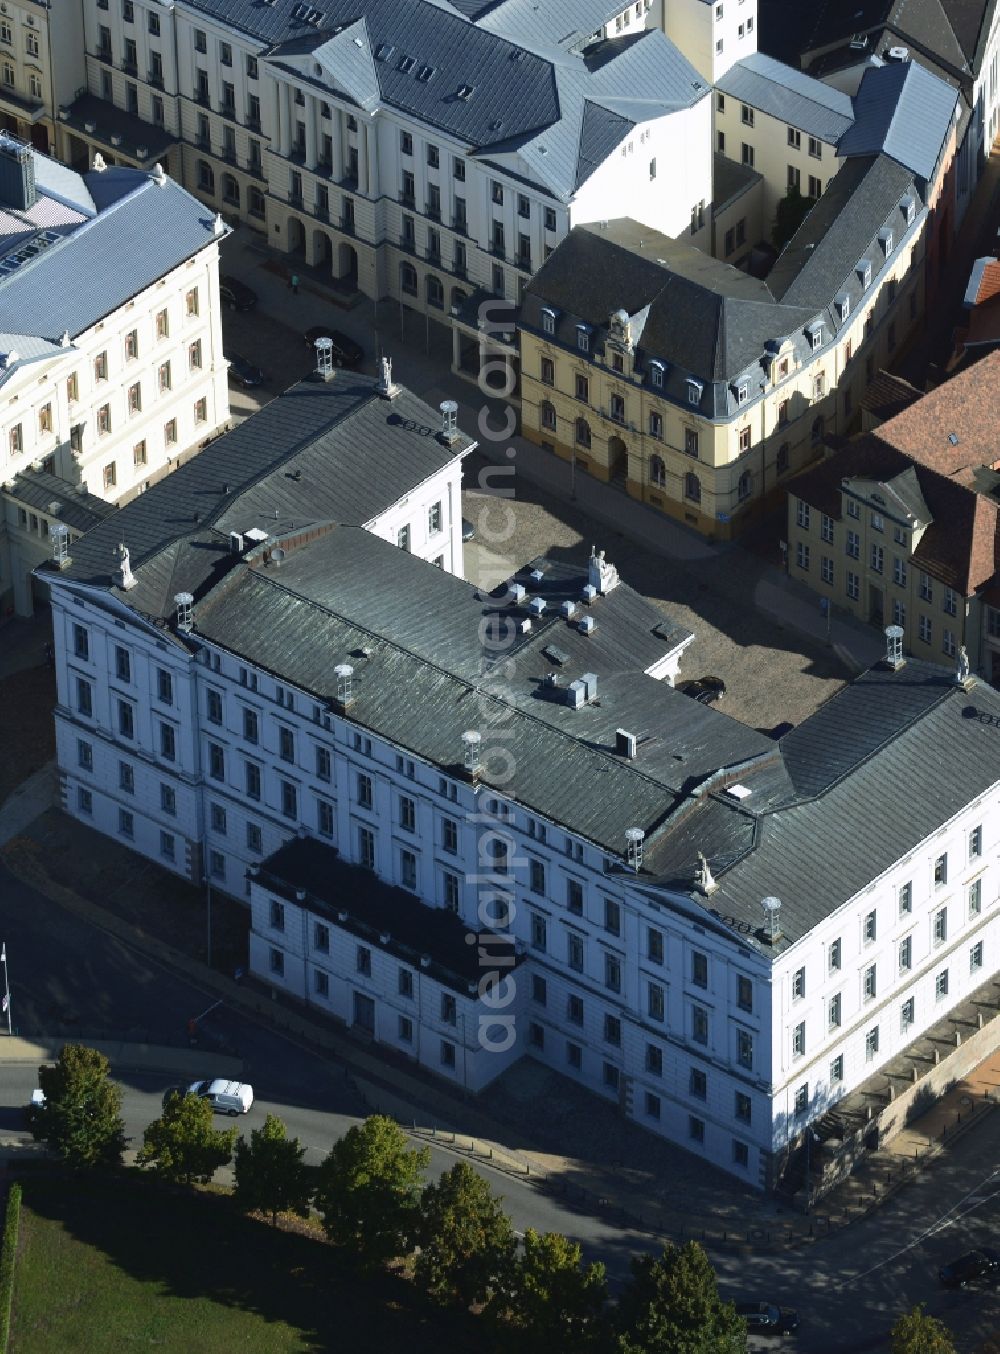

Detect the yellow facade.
[{"left": 519, "top": 230, "right": 926, "bottom": 540}]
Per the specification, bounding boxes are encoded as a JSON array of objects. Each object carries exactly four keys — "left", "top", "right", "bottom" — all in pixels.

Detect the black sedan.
[
  {"left": 938, "top": 1248, "right": 1000, "bottom": 1288},
  {"left": 735, "top": 1302, "right": 800, "bottom": 1335},
  {"left": 679, "top": 675, "right": 727, "bottom": 705},
  {"left": 227, "top": 352, "right": 266, "bottom": 388},
  {"left": 304, "top": 326, "right": 364, "bottom": 368},
  {"left": 220, "top": 276, "right": 258, "bottom": 311}
]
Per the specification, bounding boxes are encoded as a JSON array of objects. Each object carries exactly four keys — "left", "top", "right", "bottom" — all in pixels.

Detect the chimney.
[
  {"left": 333, "top": 663, "right": 354, "bottom": 708},
  {"left": 761, "top": 895, "right": 783, "bottom": 944},
  {"left": 174, "top": 591, "right": 194, "bottom": 633},
  {"left": 0, "top": 133, "right": 35, "bottom": 210},
  {"left": 615, "top": 728, "right": 637, "bottom": 759},
  {"left": 578, "top": 615, "right": 595, "bottom": 636},
  {"left": 581, "top": 672, "right": 598, "bottom": 701},
  {"left": 462, "top": 729, "right": 482, "bottom": 779},
  {"left": 528, "top": 596, "right": 546, "bottom": 617},
  {"left": 565, "top": 679, "right": 586, "bottom": 708},
  {"left": 508, "top": 582, "right": 526, "bottom": 604},
  {"left": 560, "top": 599, "right": 577, "bottom": 619},
  {"left": 625, "top": 826, "right": 645, "bottom": 871},
  {"left": 114, "top": 542, "right": 136, "bottom": 590},
  {"left": 884, "top": 624, "right": 904, "bottom": 670},
  {"left": 314, "top": 336, "right": 335, "bottom": 382},
  {"left": 439, "top": 399, "right": 460, "bottom": 444}
]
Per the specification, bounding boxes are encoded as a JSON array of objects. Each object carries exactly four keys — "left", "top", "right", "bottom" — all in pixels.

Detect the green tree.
[
  {"left": 415, "top": 1160, "right": 515, "bottom": 1308},
  {"left": 30, "top": 1044, "right": 126, "bottom": 1169},
  {"left": 495, "top": 1227, "right": 608, "bottom": 1352},
  {"left": 136, "top": 1091, "right": 236, "bottom": 1186},
  {"left": 890, "top": 1305, "right": 956, "bottom": 1354},
  {"left": 314, "top": 1115, "right": 429, "bottom": 1272},
  {"left": 615, "top": 1242, "right": 746, "bottom": 1354},
  {"left": 772, "top": 185, "right": 814, "bottom": 250},
  {"left": 233, "top": 1113, "right": 311, "bottom": 1225}
]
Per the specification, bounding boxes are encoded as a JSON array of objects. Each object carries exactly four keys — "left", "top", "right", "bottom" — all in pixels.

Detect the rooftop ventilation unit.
[
  {"left": 174, "top": 591, "right": 194, "bottom": 633},
  {"left": 333, "top": 663, "right": 354, "bottom": 707},
  {"left": 761, "top": 895, "right": 783, "bottom": 943},
  {"left": 581, "top": 583, "right": 597, "bottom": 604},
  {"left": 581, "top": 672, "right": 598, "bottom": 701},
  {"left": 508, "top": 581, "right": 526, "bottom": 604},
  {"left": 462, "top": 729, "right": 482, "bottom": 778},
  {"left": 615, "top": 728, "right": 637, "bottom": 759},
  {"left": 229, "top": 531, "right": 244, "bottom": 554},
  {"left": 530, "top": 568, "right": 544, "bottom": 583},
  {"left": 528, "top": 596, "right": 546, "bottom": 617},
  {"left": 726, "top": 784, "right": 752, "bottom": 800},
  {"left": 886, "top": 45, "right": 909, "bottom": 61},
  {"left": 244, "top": 527, "right": 269, "bottom": 548},
  {"left": 625, "top": 827, "right": 645, "bottom": 871},
  {"left": 457, "top": 84, "right": 474, "bottom": 100},
  {"left": 561, "top": 599, "right": 577, "bottom": 619},
  {"left": 566, "top": 680, "right": 586, "bottom": 708},
  {"left": 849, "top": 32, "right": 869, "bottom": 49},
  {"left": 578, "top": 615, "right": 595, "bottom": 636}
]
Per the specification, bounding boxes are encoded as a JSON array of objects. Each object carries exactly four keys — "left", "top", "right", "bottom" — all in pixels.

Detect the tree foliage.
[
  {"left": 233, "top": 1113, "right": 311, "bottom": 1225},
  {"left": 494, "top": 1227, "right": 608, "bottom": 1352},
  {"left": 615, "top": 1242, "right": 747, "bottom": 1354},
  {"left": 136, "top": 1091, "right": 236, "bottom": 1186},
  {"left": 415, "top": 1160, "right": 515, "bottom": 1308},
  {"left": 772, "top": 185, "right": 814, "bottom": 250},
  {"left": 30, "top": 1044, "right": 126, "bottom": 1169},
  {"left": 890, "top": 1305, "right": 957, "bottom": 1354},
  {"left": 314, "top": 1115, "right": 429, "bottom": 1272}
]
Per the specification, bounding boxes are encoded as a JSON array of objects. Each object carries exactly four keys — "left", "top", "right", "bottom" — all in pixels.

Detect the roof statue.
[{"left": 695, "top": 850, "right": 718, "bottom": 895}]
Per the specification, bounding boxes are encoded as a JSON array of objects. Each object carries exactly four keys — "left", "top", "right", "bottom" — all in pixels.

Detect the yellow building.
[{"left": 520, "top": 155, "right": 927, "bottom": 538}]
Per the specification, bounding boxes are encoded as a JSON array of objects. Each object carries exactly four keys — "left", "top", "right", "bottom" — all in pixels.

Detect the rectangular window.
[
  {"left": 160, "top": 830, "right": 175, "bottom": 861},
  {"left": 77, "top": 739, "right": 93, "bottom": 772},
  {"left": 400, "top": 848, "right": 417, "bottom": 891},
  {"left": 736, "top": 1028, "right": 753, "bottom": 1070},
  {"left": 829, "top": 992, "right": 842, "bottom": 1028},
  {"left": 864, "top": 963, "right": 877, "bottom": 1001},
  {"left": 864, "top": 909, "right": 877, "bottom": 944},
  {"left": 692, "top": 1005, "right": 709, "bottom": 1046},
  {"left": 357, "top": 773, "right": 373, "bottom": 809},
  {"left": 692, "top": 951, "right": 708, "bottom": 988},
  {"left": 792, "top": 966, "right": 805, "bottom": 1000},
  {"left": 737, "top": 976, "right": 753, "bottom": 1013},
  {"left": 156, "top": 669, "right": 173, "bottom": 706},
  {"left": 317, "top": 798, "right": 334, "bottom": 839},
  {"left": 969, "top": 878, "right": 982, "bottom": 916},
  {"left": 358, "top": 825, "right": 375, "bottom": 871},
  {"left": 899, "top": 881, "right": 912, "bottom": 914},
  {"left": 604, "top": 953, "right": 621, "bottom": 993},
  {"left": 648, "top": 927, "right": 664, "bottom": 965},
  {"left": 971, "top": 941, "right": 984, "bottom": 973},
  {"left": 208, "top": 742, "right": 225, "bottom": 782},
  {"left": 969, "top": 826, "right": 983, "bottom": 859},
  {"left": 119, "top": 761, "right": 134, "bottom": 794},
  {"left": 933, "top": 907, "right": 947, "bottom": 945},
  {"left": 793, "top": 1021, "right": 805, "bottom": 1057},
  {"left": 794, "top": 1084, "right": 809, "bottom": 1116},
  {"left": 567, "top": 933, "right": 584, "bottom": 973},
  {"left": 604, "top": 898, "right": 621, "bottom": 936},
  {"left": 604, "top": 1014, "right": 621, "bottom": 1046},
  {"left": 117, "top": 699, "right": 134, "bottom": 740},
  {"left": 866, "top": 1026, "right": 879, "bottom": 1061},
  {"left": 648, "top": 981, "right": 664, "bottom": 1022},
  {"left": 829, "top": 937, "right": 841, "bottom": 971},
  {"left": 246, "top": 822, "right": 262, "bottom": 854},
  {"left": 830, "top": 1054, "right": 844, "bottom": 1084},
  {"left": 280, "top": 780, "right": 298, "bottom": 820},
  {"left": 119, "top": 808, "right": 134, "bottom": 839},
  {"left": 934, "top": 854, "right": 947, "bottom": 888},
  {"left": 935, "top": 969, "right": 949, "bottom": 1001}
]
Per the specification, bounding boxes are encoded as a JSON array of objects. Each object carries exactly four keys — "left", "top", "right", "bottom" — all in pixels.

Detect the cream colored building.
[
  {"left": 519, "top": 159, "right": 927, "bottom": 538},
  {"left": 0, "top": 0, "right": 85, "bottom": 158}
]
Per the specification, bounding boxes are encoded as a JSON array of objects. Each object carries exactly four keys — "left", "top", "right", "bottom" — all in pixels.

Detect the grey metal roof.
[
  {"left": 475, "top": 0, "right": 626, "bottom": 50},
  {"left": 6, "top": 469, "right": 117, "bottom": 533},
  {"left": 716, "top": 51, "right": 854, "bottom": 142},
  {"left": 838, "top": 60, "right": 959, "bottom": 182},
  {"left": 54, "top": 372, "right": 473, "bottom": 615},
  {"left": 713, "top": 151, "right": 761, "bottom": 212},
  {"left": 201, "top": 0, "right": 704, "bottom": 199},
  {"left": 0, "top": 161, "right": 225, "bottom": 342},
  {"left": 62, "top": 93, "right": 176, "bottom": 168}
]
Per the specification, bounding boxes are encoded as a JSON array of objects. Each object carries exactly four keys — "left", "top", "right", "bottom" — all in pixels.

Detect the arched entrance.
[
  {"left": 313, "top": 229, "right": 332, "bottom": 273},
  {"left": 287, "top": 216, "right": 306, "bottom": 258},
  {"left": 336, "top": 241, "right": 358, "bottom": 286},
  {"left": 608, "top": 434, "right": 627, "bottom": 479}
]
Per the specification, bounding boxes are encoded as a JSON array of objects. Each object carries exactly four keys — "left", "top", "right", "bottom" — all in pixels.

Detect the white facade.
[{"left": 0, "top": 241, "right": 229, "bottom": 505}]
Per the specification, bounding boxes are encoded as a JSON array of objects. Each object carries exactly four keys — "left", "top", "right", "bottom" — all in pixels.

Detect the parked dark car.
[
  {"left": 219, "top": 276, "right": 258, "bottom": 311},
  {"left": 735, "top": 1302, "right": 800, "bottom": 1335},
  {"left": 679, "top": 675, "right": 727, "bottom": 705},
  {"left": 227, "top": 352, "right": 266, "bottom": 388},
  {"left": 304, "top": 326, "right": 364, "bottom": 368},
  {"left": 939, "top": 1248, "right": 1000, "bottom": 1288}
]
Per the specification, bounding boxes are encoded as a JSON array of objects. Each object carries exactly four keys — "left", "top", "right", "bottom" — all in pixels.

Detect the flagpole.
[{"left": 1, "top": 942, "right": 10, "bottom": 1036}]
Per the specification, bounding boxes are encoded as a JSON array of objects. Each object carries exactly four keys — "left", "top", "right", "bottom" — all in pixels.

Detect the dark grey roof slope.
[
  {"left": 716, "top": 51, "right": 854, "bottom": 141},
  {"left": 575, "top": 100, "right": 633, "bottom": 190},
  {"left": 0, "top": 165, "right": 224, "bottom": 341},
  {"left": 7, "top": 470, "right": 117, "bottom": 534},
  {"left": 767, "top": 154, "right": 918, "bottom": 311},
  {"left": 55, "top": 374, "right": 473, "bottom": 614},
  {"left": 838, "top": 60, "right": 959, "bottom": 181}
]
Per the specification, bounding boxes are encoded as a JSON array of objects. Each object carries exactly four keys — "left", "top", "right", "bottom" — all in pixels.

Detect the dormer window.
[
  {"left": 857, "top": 260, "right": 872, "bottom": 288},
  {"left": 541, "top": 307, "right": 557, "bottom": 336},
  {"left": 686, "top": 378, "right": 703, "bottom": 407},
  {"left": 900, "top": 195, "right": 915, "bottom": 226},
  {"left": 735, "top": 382, "right": 749, "bottom": 406},
  {"left": 835, "top": 291, "right": 850, "bottom": 322},
  {"left": 649, "top": 359, "right": 665, "bottom": 389},
  {"left": 879, "top": 228, "right": 893, "bottom": 256},
  {"left": 808, "top": 322, "right": 823, "bottom": 351},
  {"left": 576, "top": 325, "right": 591, "bottom": 353}
]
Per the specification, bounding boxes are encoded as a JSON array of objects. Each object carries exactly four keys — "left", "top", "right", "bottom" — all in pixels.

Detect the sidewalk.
[
  {"left": 6, "top": 813, "right": 1000, "bottom": 1255},
  {"left": 0, "top": 1035, "right": 242, "bottom": 1081}
]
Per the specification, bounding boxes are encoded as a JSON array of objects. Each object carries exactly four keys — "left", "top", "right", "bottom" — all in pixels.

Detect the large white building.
[
  {"left": 0, "top": 132, "right": 230, "bottom": 617},
  {"left": 40, "top": 380, "right": 1000, "bottom": 1186}
]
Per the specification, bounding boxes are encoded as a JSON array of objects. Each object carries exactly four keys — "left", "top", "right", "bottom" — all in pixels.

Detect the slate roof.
[
  {"left": 256, "top": 836, "right": 521, "bottom": 991},
  {"left": 54, "top": 372, "right": 473, "bottom": 616},
  {"left": 837, "top": 60, "right": 959, "bottom": 182},
  {"left": 5, "top": 469, "right": 117, "bottom": 534},
  {"left": 0, "top": 153, "right": 224, "bottom": 347},
  {"left": 521, "top": 219, "right": 817, "bottom": 418},
  {"left": 716, "top": 51, "right": 855, "bottom": 142},
  {"left": 61, "top": 93, "right": 176, "bottom": 167},
  {"left": 802, "top": 0, "right": 990, "bottom": 72},
  {"left": 713, "top": 150, "right": 762, "bottom": 211},
  {"left": 206, "top": 0, "right": 706, "bottom": 200}
]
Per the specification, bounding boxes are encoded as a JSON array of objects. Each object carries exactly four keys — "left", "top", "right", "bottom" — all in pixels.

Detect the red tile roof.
[{"left": 875, "top": 350, "right": 1000, "bottom": 485}]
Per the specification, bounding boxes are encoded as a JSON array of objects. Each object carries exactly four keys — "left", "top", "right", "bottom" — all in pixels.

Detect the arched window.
[
  {"left": 737, "top": 470, "right": 752, "bottom": 501},
  {"left": 540, "top": 401, "right": 556, "bottom": 431},
  {"left": 684, "top": 472, "right": 701, "bottom": 504},
  {"left": 776, "top": 443, "right": 790, "bottom": 476},
  {"left": 400, "top": 261, "right": 418, "bottom": 296},
  {"left": 575, "top": 418, "right": 592, "bottom": 449},
  {"left": 811, "top": 415, "right": 825, "bottom": 446},
  {"left": 649, "top": 454, "right": 666, "bottom": 488}
]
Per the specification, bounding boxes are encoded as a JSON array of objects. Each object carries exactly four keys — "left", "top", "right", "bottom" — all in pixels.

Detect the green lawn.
[{"left": 9, "top": 1176, "right": 472, "bottom": 1354}]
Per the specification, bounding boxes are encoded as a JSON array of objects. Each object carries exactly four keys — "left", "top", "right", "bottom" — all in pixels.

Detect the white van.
[{"left": 187, "top": 1078, "right": 254, "bottom": 1116}]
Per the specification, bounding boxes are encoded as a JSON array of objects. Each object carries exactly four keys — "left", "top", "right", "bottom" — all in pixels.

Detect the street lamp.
[{"left": 1, "top": 942, "right": 11, "bottom": 1036}]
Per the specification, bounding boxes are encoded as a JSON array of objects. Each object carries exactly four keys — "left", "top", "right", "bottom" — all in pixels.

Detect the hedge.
[{"left": 0, "top": 1183, "right": 22, "bottom": 1354}]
